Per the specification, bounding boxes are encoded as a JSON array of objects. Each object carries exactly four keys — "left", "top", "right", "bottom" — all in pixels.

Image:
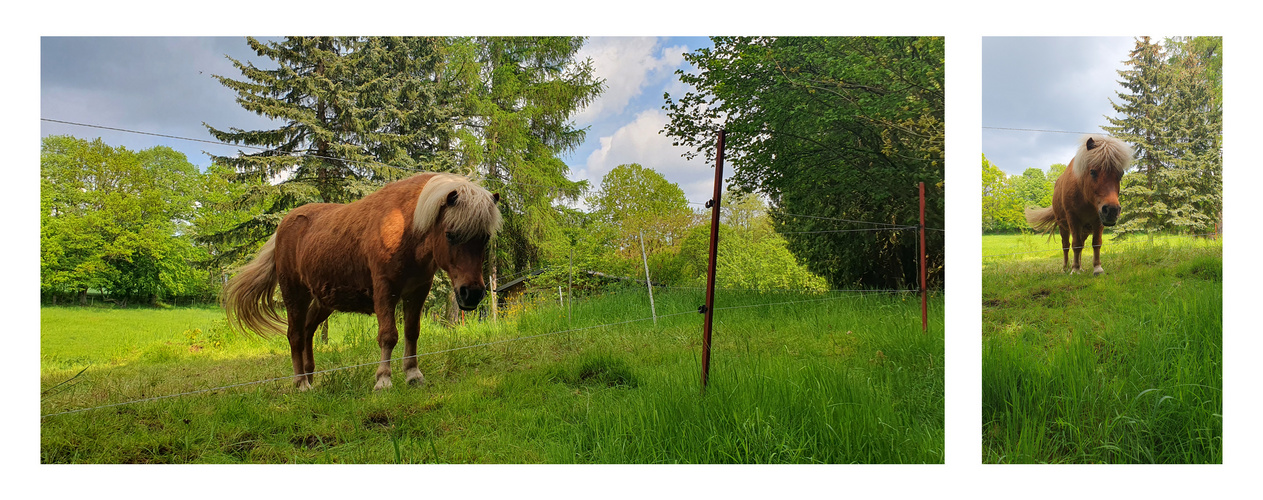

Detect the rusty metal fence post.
[
  {"left": 919, "top": 181, "right": 927, "bottom": 332},
  {"left": 700, "top": 130, "right": 725, "bottom": 392}
]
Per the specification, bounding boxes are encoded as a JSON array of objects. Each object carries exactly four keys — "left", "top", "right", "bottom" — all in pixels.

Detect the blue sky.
[{"left": 40, "top": 36, "right": 723, "bottom": 206}]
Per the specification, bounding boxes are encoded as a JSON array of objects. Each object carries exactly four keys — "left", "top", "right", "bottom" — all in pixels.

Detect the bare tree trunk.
[
  {"left": 447, "top": 289, "right": 459, "bottom": 324},
  {"left": 490, "top": 241, "right": 497, "bottom": 322}
]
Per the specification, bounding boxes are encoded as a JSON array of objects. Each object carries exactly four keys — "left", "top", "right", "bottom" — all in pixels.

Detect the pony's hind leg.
[
  {"left": 1091, "top": 225, "right": 1105, "bottom": 276},
  {"left": 302, "top": 304, "right": 333, "bottom": 386},
  {"left": 281, "top": 291, "right": 314, "bottom": 391}
]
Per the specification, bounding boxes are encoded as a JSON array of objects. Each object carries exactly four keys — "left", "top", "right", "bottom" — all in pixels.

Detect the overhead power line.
[
  {"left": 42, "top": 118, "right": 257, "bottom": 149},
  {"left": 983, "top": 126, "right": 1103, "bottom": 135}
]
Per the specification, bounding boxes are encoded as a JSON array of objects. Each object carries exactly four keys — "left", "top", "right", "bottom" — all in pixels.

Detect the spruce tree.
[
  {"left": 1104, "top": 36, "right": 1222, "bottom": 238},
  {"left": 204, "top": 35, "right": 604, "bottom": 291},
  {"left": 1162, "top": 36, "right": 1222, "bottom": 235},
  {"left": 202, "top": 36, "right": 456, "bottom": 265},
  {"left": 445, "top": 36, "right": 604, "bottom": 272},
  {"left": 1104, "top": 36, "right": 1167, "bottom": 238}
]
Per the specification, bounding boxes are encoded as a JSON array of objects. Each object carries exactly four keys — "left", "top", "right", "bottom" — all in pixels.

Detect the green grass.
[
  {"left": 40, "top": 286, "right": 943, "bottom": 464},
  {"left": 982, "top": 232, "right": 1222, "bottom": 463},
  {"left": 40, "top": 305, "right": 257, "bottom": 373}
]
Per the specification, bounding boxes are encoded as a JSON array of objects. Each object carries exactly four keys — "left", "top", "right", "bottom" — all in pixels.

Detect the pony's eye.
[
  {"left": 1089, "top": 169, "right": 1099, "bottom": 179},
  {"left": 445, "top": 232, "right": 455, "bottom": 242}
]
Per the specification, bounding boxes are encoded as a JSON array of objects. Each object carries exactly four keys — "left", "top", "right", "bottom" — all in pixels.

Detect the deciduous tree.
[
  {"left": 40, "top": 136, "right": 204, "bottom": 305},
  {"left": 665, "top": 37, "right": 944, "bottom": 288}
]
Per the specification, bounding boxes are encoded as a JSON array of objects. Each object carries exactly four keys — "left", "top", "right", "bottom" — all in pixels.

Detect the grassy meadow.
[
  {"left": 41, "top": 286, "right": 943, "bottom": 463},
  {"left": 982, "top": 233, "right": 1222, "bottom": 463}
]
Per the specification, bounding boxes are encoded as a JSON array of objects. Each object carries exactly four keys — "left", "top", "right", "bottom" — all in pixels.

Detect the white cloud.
[
  {"left": 572, "top": 37, "right": 687, "bottom": 126},
  {"left": 574, "top": 109, "right": 720, "bottom": 206}
]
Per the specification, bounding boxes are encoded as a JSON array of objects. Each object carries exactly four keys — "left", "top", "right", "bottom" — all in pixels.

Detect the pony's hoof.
[
  {"left": 374, "top": 377, "right": 393, "bottom": 391},
  {"left": 405, "top": 369, "right": 425, "bottom": 387},
  {"left": 1093, "top": 267, "right": 1104, "bottom": 276},
  {"left": 296, "top": 380, "right": 312, "bottom": 392}
]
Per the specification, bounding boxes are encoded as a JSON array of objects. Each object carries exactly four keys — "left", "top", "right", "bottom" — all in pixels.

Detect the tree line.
[
  {"left": 982, "top": 36, "right": 1222, "bottom": 237},
  {"left": 41, "top": 36, "right": 945, "bottom": 307},
  {"left": 40, "top": 137, "right": 254, "bottom": 305}
]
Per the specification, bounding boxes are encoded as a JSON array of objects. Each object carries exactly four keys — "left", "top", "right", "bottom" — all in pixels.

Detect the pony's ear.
[
  {"left": 492, "top": 192, "right": 500, "bottom": 204},
  {"left": 446, "top": 190, "right": 459, "bottom": 207},
  {"left": 1086, "top": 137, "right": 1098, "bottom": 150}
]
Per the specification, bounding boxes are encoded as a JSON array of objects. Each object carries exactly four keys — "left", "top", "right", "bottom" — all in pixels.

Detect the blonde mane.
[
  {"left": 412, "top": 173, "right": 502, "bottom": 241},
  {"left": 1072, "top": 134, "right": 1132, "bottom": 178}
]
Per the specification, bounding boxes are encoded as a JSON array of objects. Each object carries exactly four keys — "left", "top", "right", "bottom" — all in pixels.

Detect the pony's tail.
[
  {"left": 1024, "top": 206, "right": 1058, "bottom": 234},
  {"left": 222, "top": 235, "right": 286, "bottom": 337}
]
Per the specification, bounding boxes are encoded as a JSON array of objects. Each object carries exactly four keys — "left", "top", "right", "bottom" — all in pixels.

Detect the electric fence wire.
[
  {"left": 975, "top": 231, "right": 1222, "bottom": 260},
  {"left": 40, "top": 282, "right": 930, "bottom": 419}
]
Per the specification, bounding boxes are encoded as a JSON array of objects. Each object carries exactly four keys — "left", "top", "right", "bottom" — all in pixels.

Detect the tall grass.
[
  {"left": 40, "top": 286, "right": 943, "bottom": 463},
  {"left": 981, "top": 233, "right": 1222, "bottom": 463}
]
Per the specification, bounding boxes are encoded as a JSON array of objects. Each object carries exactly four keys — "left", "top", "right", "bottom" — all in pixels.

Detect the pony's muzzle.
[
  {"left": 456, "top": 285, "right": 485, "bottom": 311},
  {"left": 1100, "top": 204, "right": 1121, "bottom": 226}
]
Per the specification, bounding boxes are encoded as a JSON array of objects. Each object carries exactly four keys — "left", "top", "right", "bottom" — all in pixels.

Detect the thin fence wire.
[
  {"left": 982, "top": 231, "right": 1223, "bottom": 260},
  {"left": 41, "top": 309, "right": 696, "bottom": 418},
  {"left": 653, "top": 284, "right": 914, "bottom": 294},
  {"left": 42, "top": 118, "right": 425, "bottom": 174},
  {"left": 685, "top": 200, "right": 943, "bottom": 231},
  {"left": 983, "top": 126, "right": 1100, "bottom": 135},
  {"left": 712, "top": 293, "right": 908, "bottom": 312},
  {"left": 778, "top": 226, "right": 918, "bottom": 234},
  {"left": 40, "top": 284, "right": 930, "bottom": 419}
]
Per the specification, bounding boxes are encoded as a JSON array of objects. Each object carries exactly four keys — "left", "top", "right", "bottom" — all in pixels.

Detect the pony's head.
[
  {"left": 1072, "top": 134, "right": 1132, "bottom": 226},
  {"left": 413, "top": 174, "right": 503, "bottom": 311}
]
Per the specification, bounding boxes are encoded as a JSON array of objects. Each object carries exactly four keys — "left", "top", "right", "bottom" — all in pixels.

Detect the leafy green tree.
[
  {"left": 41, "top": 136, "right": 204, "bottom": 305},
  {"left": 587, "top": 163, "right": 698, "bottom": 259},
  {"left": 528, "top": 206, "right": 626, "bottom": 294},
  {"left": 1013, "top": 167, "right": 1052, "bottom": 210},
  {"left": 664, "top": 37, "right": 944, "bottom": 289},
  {"left": 1046, "top": 163, "right": 1067, "bottom": 183},
  {"left": 678, "top": 192, "right": 827, "bottom": 291},
  {"left": 721, "top": 188, "right": 772, "bottom": 242},
  {"left": 981, "top": 154, "right": 1024, "bottom": 232},
  {"left": 188, "top": 163, "right": 268, "bottom": 297}
]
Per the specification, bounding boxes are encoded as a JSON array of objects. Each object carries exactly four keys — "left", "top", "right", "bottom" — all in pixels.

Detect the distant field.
[
  {"left": 982, "top": 233, "right": 1222, "bottom": 463},
  {"left": 41, "top": 287, "right": 944, "bottom": 464},
  {"left": 40, "top": 305, "right": 240, "bottom": 372}
]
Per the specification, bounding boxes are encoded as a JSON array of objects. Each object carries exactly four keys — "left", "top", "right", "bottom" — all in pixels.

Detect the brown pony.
[
  {"left": 1025, "top": 134, "right": 1132, "bottom": 275},
  {"left": 222, "top": 173, "right": 502, "bottom": 391}
]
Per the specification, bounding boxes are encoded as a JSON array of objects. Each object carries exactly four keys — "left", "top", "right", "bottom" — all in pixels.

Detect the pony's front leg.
[
  {"left": 373, "top": 293, "right": 400, "bottom": 391},
  {"left": 1091, "top": 225, "right": 1105, "bottom": 276},
  {"left": 1059, "top": 225, "right": 1071, "bottom": 272},
  {"left": 1069, "top": 228, "right": 1086, "bottom": 274},
  {"left": 401, "top": 296, "right": 426, "bottom": 387}
]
